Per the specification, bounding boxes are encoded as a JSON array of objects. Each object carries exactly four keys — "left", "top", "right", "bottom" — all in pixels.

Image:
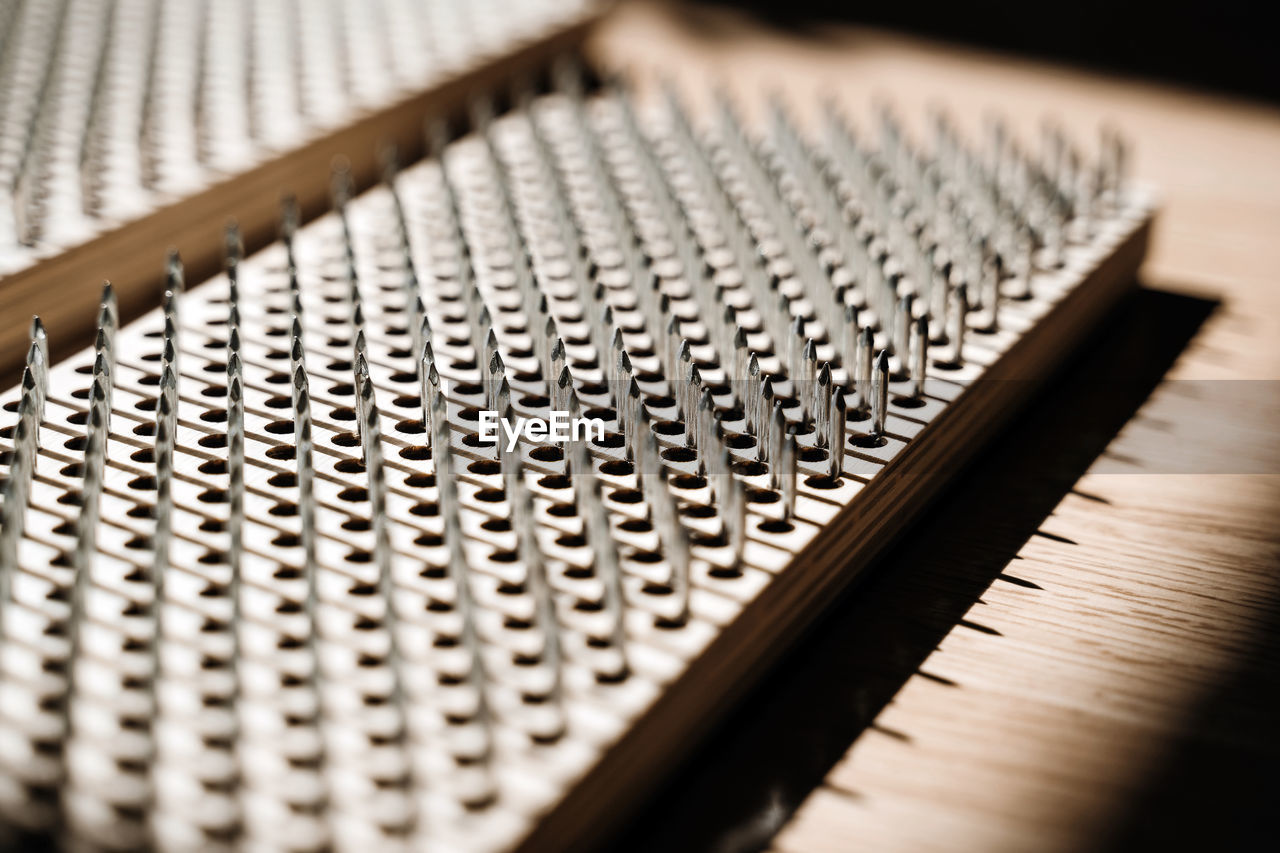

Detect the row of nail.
[{"left": 1, "top": 0, "right": 590, "bottom": 266}]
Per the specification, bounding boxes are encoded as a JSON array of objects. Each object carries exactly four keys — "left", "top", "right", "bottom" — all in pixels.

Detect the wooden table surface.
[{"left": 591, "top": 3, "right": 1280, "bottom": 850}]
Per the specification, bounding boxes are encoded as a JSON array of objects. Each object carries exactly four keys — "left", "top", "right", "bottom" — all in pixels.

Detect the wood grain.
[{"left": 589, "top": 3, "right": 1280, "bottom": 851}]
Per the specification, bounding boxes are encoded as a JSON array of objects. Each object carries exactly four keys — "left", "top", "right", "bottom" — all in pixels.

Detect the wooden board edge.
[{"left": 515, "top": 212, "right": 1155, "bottom": 853}]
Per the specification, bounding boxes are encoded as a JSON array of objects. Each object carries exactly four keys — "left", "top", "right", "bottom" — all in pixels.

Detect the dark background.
[{"left": 692, "top": 0, "right": 1280, "bottom": 103}]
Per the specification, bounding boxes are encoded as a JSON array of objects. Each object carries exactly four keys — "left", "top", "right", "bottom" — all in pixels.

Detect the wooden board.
[{"left": 0, "top": 39, "right": 1157, "bottom": 852}]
